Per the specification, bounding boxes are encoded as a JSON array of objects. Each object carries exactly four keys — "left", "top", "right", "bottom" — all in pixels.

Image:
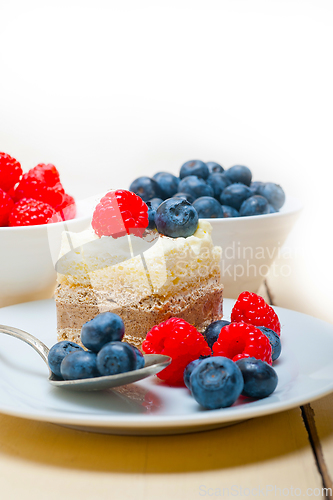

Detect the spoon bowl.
[{"left": 0, "top": 324, "right": 171, "bottom": 391}]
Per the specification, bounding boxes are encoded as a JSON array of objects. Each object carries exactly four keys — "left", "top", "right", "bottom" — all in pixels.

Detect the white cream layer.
[{"left": 56, "top": 220, "right": 221, "bottom": 298}]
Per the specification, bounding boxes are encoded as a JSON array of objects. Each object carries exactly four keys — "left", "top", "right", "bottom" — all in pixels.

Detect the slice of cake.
[{"left": 55, "top": 191, "right": 223, "bottom": 349}]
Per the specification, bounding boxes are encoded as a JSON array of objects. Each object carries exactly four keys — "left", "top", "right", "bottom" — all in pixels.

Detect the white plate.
[{"left": 0, "top": 299, "right": 333, "bottom": 435}]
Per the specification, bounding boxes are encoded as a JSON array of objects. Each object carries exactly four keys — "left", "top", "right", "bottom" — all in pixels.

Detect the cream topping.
[{"left": 56, "top": 220, "right": 221, "bottom": 299}]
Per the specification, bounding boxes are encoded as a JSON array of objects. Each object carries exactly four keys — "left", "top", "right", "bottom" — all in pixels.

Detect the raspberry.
[
  {"left": 142, "top": 317, "right": 211, "bottom": 386},
  {"left": 92, "top": 190, "right": 149, "bottom": 238},
  {"left": 8, "top": 198, "right": 61, "bottom": 226},
  {"left": 30, "top": 163, "right": 61, "bottom": 186},
  {"left": 0, "top": 152, "right": 23, "bottom": 192},
  {"left": 231, "top": 291, "right": 281, "bottom": 336},
  {"left": 0, "top": 188, "right": 14, "bottom": 226},
  {"left": 212, "top": 322, "right": 272, "bottom": 365},
  {"left": 7, "top": 186, "right": 16, "bottom": 199},
  {"left": 14, "top": 167, "right": 65, "bottom": 209},
  {"left": 56, "top": 193, "right": 76, "bottom": 221}
]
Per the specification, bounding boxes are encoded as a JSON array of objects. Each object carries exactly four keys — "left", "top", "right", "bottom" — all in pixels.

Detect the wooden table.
[{"left": 0, "top": 284, "right": 332, "bottom": 500}]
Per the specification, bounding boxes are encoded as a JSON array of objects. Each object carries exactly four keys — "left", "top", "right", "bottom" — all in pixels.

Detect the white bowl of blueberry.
[{"left": 129, "top": 160, "right": 302, "bottom": 298}]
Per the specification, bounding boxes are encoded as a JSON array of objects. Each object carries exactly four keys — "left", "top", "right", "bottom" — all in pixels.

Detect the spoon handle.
[{"left": 0, "top": 324, "right": 50, "bottom": 366}]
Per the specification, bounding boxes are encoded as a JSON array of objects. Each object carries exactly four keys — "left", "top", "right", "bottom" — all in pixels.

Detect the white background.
[{"left": 1, "top": 0, "right": 332, "bottom": 322}]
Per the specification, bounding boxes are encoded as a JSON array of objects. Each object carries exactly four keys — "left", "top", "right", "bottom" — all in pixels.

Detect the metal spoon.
[{"left": 0, "top": 324, "right": 171, "bottom": 392}]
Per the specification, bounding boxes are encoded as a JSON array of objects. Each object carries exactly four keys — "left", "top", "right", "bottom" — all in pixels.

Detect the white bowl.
[
  {"left": 207, "top": 196, "right": 303, "bottom": 298},
  {"left": 0, "top": 196, "right": 99, "bottom": 308}
]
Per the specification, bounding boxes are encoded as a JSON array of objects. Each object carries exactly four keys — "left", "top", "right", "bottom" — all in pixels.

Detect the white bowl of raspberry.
[
  {"left": 207, "top": 195, "right": 303, "bottom": 298},
  {"left": 0, "top": 155, "right": 96, "bottom": 307},
  {"left": 0, "top": 196, "right": 96, "bottom": 307}
]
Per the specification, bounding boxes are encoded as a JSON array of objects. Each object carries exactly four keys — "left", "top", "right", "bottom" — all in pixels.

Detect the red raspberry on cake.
[
  {"left": 231, "top": 291, "right": 281, "bottom": 335},
  {"left": 0, "top": 152, "right": 23, "bottom": 192},
  {"left": 142, "top": 317, "right": 211, "bottom": 386},
  {"left": 8, "top": 198, "right": 61, "bottom": 226},
  {"left": 0, "top": 188, "right": 14, "bottom": 226},
  {"left": 212, "top": 322, "right": 272, "bottom": 364},
  {"left": 92, "top": 189, "right": 149, "bottom": 238}
]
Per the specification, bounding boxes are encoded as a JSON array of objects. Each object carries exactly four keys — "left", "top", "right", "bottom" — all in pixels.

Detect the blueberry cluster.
[
  {"left": 48, "top": 312, "right": 144, "bottom": 380},
  {"left": 184, "top": 356, "right": 278, "bottom": 409},
  {"left": 182, "top": 320, "right": 280, "bottom": 409},
  {"left": 129, "top": 160, "right": 285, "bottom": 222}
]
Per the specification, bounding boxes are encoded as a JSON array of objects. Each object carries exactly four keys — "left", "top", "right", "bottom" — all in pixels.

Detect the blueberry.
[
  {"left": 236, "top": 358, "right": 278, "bottom": 399},
  {"left": 60, "top": 351, "right": 99, "bottom": 380},
  {"left": 129, "top": 176, "right": 162, "bottom": 201},
  {"left": 81, "top": 312, "right": 125, "bottom": 352},
  {"left": 96, "top": 341, "right": 137, "bottom": 376},
  {"left": 220, "top": 183, "right": 253, "bottom": 210},
  {"left": 152, "top": 172, "right": 180, "bottom": 199},
  {"left": 183, "top": 359, "right": 204, "bottom": 389},
  {"left": 202, "top": 320, "right": 231, "bottom": 349},
  {"left": 239, "top": 195, "right": 270, "bottom": 216},
  {"left": 190, "top": 357, "right": 244, "bottom": 409},
  {"left": 146, "top": 198, "right": 163, "bottom": 229},
  {"left": 224, "top": 165, "right": 252, "bottom": 186},
  {"left": 155, "top": 198, "right": 198, "bottom": 238},
  {"left": 258, "top": 182, "right": 285, "bottom": 210},
  {"left": 146, "top": 203, "right": 155, "bottom": 229},
  {"left": 179, "top": 160, "right": 209, "bottom": 180},
  {"left": 192, "top": 196, "right": 223, "bottom": 218},
  {"left": 268, "top": 204, "right": 277, "bottom": 213},
  {"left": 178, "top": 176, "right": 214, "bottom": 200},
  {"left": 131, "top": 345, "right": 145, "bottom": 369},
  {"left": 172, "top": 192, "right": 196, "bottom": 204},
  {"left": 149, "top": 197, "right": 164, "bottom": 206},
  {"left": 206, "top": 161, "right": 224, "bottom": 174},
  {"left": 206, "top": 173, "right": 231, "bottom": 200},
  {"left": 221, "top": 205, "right": 240, "bottom": 218},
  {"left": 48, "top": 341, "right": 84, "bottom": 378},
  {"left": 257, "top": 327, "right": 281, "bottom": 361},
  {"left": 249, "top": 181, "right": 264, "bottom": 195}
]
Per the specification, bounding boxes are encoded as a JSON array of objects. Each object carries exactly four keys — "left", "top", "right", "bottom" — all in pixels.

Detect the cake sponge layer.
[{"left": 55, "top": 276, "right": 223, "bottom": 349}]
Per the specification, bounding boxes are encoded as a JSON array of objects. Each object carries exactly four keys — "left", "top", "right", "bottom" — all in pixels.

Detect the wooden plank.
[
  {"left": 0, "top": 407, "right": 322, "bottom": 500},
  {"left": 305, "top": 396, "right": 333, "bottom": 497},
  {"left": 257, "top": 281, "right": 270, "bottom": 303},
  {"left": 262, "top": 279, "right": 333, "bottom": 497}
]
